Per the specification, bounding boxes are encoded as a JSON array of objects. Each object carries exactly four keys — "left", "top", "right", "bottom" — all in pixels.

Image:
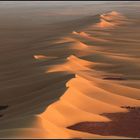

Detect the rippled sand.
[{"left": 0, "top": 2, "right": 140, "bottom": 139}]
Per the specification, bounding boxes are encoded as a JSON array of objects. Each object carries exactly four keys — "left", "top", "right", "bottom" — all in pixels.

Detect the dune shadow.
[
  {"left": 0, "top": 105, "right": 8, "bottom": 118},
  {"left": 68, "top": 107, "right": 140, "bottom": 138},
  {"left": 103, "top": 77, "right": 126, "bottom": 80},
  {"left": 0, "top": 105, "right": 8, "bottom": 111}
]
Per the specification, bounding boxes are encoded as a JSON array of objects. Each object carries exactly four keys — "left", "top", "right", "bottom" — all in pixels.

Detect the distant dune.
[{"left": 0, "top": 2, "right": 140, "bottom": 139}]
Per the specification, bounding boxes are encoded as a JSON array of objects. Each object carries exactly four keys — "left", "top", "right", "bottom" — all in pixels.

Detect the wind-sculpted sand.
[
  {"left": 95, "top": 11, "right": 128, "bottom": 28},
  {"left": 0, "top": 5, "right": 140, "bottom": 139}
]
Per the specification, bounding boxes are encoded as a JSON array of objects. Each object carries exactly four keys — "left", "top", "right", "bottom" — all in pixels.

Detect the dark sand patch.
[
  {"left": 103, "top": 77, "right": 126, "bottom": 80},
  {"left": 68, "top": 108, "right": 140, "bottom": 138},
  {"left": 0, "top": 105, "right": 8, "bottom": 118},
  {"left": 0, "top": 105, "right": 8, "bottom": 111}
]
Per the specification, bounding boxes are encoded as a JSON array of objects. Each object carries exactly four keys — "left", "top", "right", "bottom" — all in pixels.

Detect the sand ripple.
[{"left": 0, "top": 10, "right": 140, "bottom": 138}]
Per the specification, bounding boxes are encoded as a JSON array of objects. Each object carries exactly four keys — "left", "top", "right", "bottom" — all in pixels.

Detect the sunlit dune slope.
[{"left": 0, "top": 10, "right": 140, "bottom": 139}]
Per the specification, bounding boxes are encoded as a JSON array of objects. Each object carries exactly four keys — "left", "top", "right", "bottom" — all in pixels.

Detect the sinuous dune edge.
[{"left": 0, "top": 7, "right": 140, "bottom": 139}]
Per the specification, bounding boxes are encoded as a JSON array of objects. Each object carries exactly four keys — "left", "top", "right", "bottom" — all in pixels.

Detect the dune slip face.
[{"left": 0, "top": 2, "right": 140, "bottom": 139}]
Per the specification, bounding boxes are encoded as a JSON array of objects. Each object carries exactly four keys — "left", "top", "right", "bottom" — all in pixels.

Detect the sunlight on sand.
[
  {"left": 0, "top": 9, "right": 140, "bottom": 138},
  {"left": 95, "top": 11, "right": 128, "bottom": 28}
]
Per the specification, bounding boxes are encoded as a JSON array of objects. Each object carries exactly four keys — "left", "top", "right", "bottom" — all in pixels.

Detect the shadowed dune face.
[
  {"left": 38, "top": 10, "right": 140, "bottom": 138},
  {"left": 0, "top": 105, "right": 8, "bottom": 118},
  {"left": 68, "top": 108, "right": 140, "bottom": 138},
  {"left": 0, "top": 106, "right": 8, "bottom": 111},
  {"left": 0, "top": 2, "right": 140, "bottom": 139}
]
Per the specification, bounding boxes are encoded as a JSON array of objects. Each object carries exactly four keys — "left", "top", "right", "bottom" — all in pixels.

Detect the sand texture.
[{"left": 0, "top": 2, "right": 140, "bottom": 139}]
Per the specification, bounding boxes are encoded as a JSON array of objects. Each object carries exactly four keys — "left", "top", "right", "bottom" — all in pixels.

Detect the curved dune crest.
[
  {"left": 101, "top": 11, "right": 125, "bottom": 21},
  {"left": 40, "top": 54, "right": 140, "bottom": 138},
  {"left": 0, "top": 9, "right": 140, "bottom": 139},
  {"left": 95, "top": 11, "right": 128, "bottom": 28},
  {"left": 34, "top": 55, "right": 57, "bottom": 60},
  {"left": 72, "top": 31, "right": 107, "bottom": 42},
  {"left": 47, "top": 55, "right": 95, "bottom": 73},
  {"left": 70, "top": 41, "right": 90, "bottom": 50},
  {"left": 41, "top": 10, "right": 140, "bottom": 138},
  {"left": 72, "top": 31, "right": 90, "bottom": 37},
  {"left": 96, "top": 19, "right": 115, "bottom": 28},
  {"left": 34, "top": 55, "right": 48, "bottom": 60}
]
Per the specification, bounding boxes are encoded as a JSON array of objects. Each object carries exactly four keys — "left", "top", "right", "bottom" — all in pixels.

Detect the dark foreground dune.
[{"left": 0, "top": 1, "right": 140, "bottom": 139}]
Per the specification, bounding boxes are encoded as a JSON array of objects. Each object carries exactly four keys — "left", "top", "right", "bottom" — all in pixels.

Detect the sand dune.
[
  {"left": 0, "top": 2, "right": 140, "bottom": 139},
  {"left": 41, "top": 11, "right": 140, "bottom": 137},
  {"left": 33, "top": 55, "right": 57, "bottom": 60},
  {"left": 95, "top": 11, "right": 129, "bottom": 28}
]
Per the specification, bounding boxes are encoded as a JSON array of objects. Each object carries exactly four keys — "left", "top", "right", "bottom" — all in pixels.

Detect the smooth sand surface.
[{"left": 0, "top": 2, "right": 140, "bottom": 139}]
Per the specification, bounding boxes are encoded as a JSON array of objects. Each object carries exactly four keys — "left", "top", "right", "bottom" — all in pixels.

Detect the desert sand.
[{"left": 0, "top": 1, "right": 140, "bottom": 139}]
